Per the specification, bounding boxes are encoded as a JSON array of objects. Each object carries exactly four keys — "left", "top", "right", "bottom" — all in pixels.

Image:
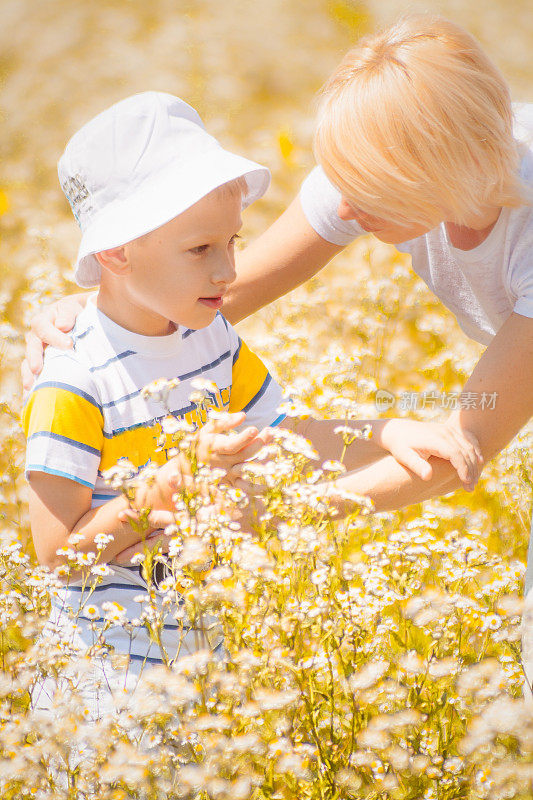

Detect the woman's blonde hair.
[{"left": 314, "top": 14, "right": 527, "bottom": 228}]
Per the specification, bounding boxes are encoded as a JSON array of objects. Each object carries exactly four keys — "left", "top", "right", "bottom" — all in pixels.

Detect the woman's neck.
[{"left": 445, "top": 206, "right": 502, "bottom": 251}]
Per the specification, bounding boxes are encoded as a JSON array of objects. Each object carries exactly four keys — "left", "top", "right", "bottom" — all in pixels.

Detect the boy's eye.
[{"left": 189, "top": 234, "right": 241, "bottom": 255}]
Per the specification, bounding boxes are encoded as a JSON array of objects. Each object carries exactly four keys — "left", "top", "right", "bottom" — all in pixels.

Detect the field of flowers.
[{"left": 1, "top": 0, "right": 533, "bottom": 797}]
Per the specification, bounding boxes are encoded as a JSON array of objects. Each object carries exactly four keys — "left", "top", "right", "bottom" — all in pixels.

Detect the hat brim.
[{"left": 74, "top": 147, "right": 270, "bottom": 288}]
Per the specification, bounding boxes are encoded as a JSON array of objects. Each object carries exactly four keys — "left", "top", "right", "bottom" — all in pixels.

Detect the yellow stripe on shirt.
[
  {"left": 229, "top": 339, "right": 269, "bottom": 414},
  {"left": 99, "top": 397, "right": 230, "bottom": 472},
  {"left": 22, "top": 386, "right": 104, "bottom": 452},
  {"left": 100, "top": 424, "right": 168, "bottom": 472}
]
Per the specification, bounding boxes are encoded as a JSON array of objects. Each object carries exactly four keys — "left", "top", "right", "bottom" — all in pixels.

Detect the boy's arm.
[
  {"left": 28, "top": 462, "right": 178, "bottom": 579},
  {"left": 30, "top": 412, "right": 271, "bottom": 574}
]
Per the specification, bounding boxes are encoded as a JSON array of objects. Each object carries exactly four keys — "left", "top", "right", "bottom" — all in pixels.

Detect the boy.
[
  {"left": 23, "top": 92, "right": 481, "bottom": 684},
  {"left": 23, "top": 92, "right": 286, "bottom": 676}
]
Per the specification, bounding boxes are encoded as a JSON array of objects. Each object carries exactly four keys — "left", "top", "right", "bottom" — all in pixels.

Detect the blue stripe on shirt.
[
  {"left": 101, "top": 388, "right": 142, "bottom": 408},
  {"left": 232, "top": 338, "right": 242, "bottom": 366},
  {"left": 127, "top": 652, "right": 168, "bottom": 664},
  {"left": 25, "top": 464, "right": 93, "bottom": 488},
  {"left": 66, "top": 582, "right": 146, "bottom": 593},
  {"left": 73, "top": 325, "right": 95, "bottom": 341},
  {"left": 176, "top": 349, "right": 231, "bottom": 382},
  {"left": 25, "top": 381, "right": 102, "bottom": 411},
  {"left": 101, "top": 402, "right": 198, "bottom": 438},
  {"left": 28, "top": 431, "right": 101, "bottom": 456},
  {"left": 89, "top": 351, "right": 136, "bottom": 372},
  {"left": 76, "top": 617, "right": 187, "bottom": 629},
  {"left": 242, "top": 373, "right": 272, "bottom": 413}
]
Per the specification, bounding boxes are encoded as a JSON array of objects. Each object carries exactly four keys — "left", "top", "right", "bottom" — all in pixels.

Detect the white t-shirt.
[
  {"left": 23, "top": 299, "right": 284, "bottom": 673},
  {"left": 23, "top": 299, "right": 284, "bottom": 501},
  {"left": 300, "top": 103, "right": 533, "bottom": 346}
]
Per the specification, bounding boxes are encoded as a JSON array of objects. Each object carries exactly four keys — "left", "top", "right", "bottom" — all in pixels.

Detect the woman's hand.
[
  {"left": 374, "top": 418, "right": 483, "bottom": 491},
  {"left": 21, "top": 293, "right": 90, "bottom": 391}
]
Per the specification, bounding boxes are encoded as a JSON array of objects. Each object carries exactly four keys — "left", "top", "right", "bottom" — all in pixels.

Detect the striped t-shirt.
[{"left": 22, "top": 298, "right": 284, "bottom": 673}]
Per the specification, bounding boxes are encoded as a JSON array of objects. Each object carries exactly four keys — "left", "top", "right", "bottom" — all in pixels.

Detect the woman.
[{"left": 23, "top": 15, "right": 533, "bottom": 583}]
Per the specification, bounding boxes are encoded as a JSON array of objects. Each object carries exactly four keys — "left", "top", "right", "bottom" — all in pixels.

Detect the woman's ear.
[{"left": 95, "top": 246, "right": 130, "bottom": 276}]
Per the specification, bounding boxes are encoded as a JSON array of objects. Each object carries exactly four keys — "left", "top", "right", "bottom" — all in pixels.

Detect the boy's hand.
[
  {"left": 113, "top": 491, "right": 232, "bottom": 565},
  {"left": 152, "top": 413, "right": 272, "bottom": 498},
  {"left": 113, "top": 509, "right": 176, "bottom": 565},
  {"left": 196, "top": 412, "right": 273, "bottom": 480},
  {"left": 128, "top": 413, "right": 269, "bottom": 517},
  {"left": 374, "top": 419, "right": 483, "bottom": 491},
  {"left": 21, "top": 294, "right": 88, "bottom": 391}
]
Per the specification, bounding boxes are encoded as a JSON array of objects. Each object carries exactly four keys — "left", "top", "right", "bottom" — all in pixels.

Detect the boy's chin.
[{"left": 178, "top": 306, "right": 219, "bottom": 331}]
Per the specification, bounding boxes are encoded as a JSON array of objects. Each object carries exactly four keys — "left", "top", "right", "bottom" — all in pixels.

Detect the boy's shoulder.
[
  {"left": 34, "top": 346, "right": 99, "bottom": 398},
  {"left": 24, "top": 346, "right": 102, "bottom": 439},
  {"left": 22, "top": 308, "right": 106, "bottom": 490}
]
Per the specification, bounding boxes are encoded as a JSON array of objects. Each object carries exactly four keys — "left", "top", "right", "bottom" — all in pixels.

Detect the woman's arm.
[
  {"left": 287, "top": 415, "right": 482, "bottom": 489},
  {"left": 326, "top": 312, "right": 533, "bottom": 513},
  {"left": 448, "top": 312, "right": 533, "bottom": 459},
  {"left": 218, "top": 196, "right": 342, "bottom": 324}
]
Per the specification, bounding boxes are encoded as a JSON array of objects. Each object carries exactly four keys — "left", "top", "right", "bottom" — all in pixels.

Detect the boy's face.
[{"left": 101, "top": 188, "right": 242, "bottom": 335}]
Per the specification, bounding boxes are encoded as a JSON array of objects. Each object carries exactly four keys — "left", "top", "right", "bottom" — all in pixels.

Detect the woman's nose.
[{"left": 337, "top": 197, "right": 358, "bottom": 221}]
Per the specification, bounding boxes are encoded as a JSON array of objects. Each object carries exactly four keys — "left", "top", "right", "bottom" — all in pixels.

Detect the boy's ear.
[{"left": 95, "top": 246, "right": 130, "bottom": 276}]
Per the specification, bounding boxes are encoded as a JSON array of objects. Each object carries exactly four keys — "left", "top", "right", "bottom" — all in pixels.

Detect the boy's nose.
[{"left": 212, "top": 255, "right": 236, "bottom": 287}]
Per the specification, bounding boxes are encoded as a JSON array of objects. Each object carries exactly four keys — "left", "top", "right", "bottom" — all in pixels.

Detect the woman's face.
[{"left": 337, "top": 197, "right": 433, "bottom": 244}]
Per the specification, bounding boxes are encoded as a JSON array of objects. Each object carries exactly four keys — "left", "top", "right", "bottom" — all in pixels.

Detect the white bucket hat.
[{"left": 58, "top": 92, "right": 271, "bottom": 288}]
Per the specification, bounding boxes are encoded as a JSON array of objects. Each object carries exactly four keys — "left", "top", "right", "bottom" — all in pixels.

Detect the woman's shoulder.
[
  {"left": 513, "top": 103, "right": 533, "bottom": 146},
  {"left": 513, "top": 104, "right": 533, "bottom": 186}
]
